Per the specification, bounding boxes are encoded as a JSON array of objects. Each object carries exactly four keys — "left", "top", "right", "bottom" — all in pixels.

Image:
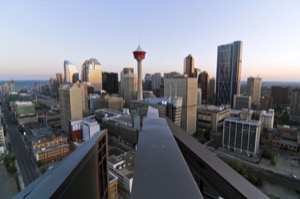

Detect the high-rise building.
[
  {"left": 102, "top": 72, "right": 118, "bottom": 94},
  {"left": 197, "top": 88, "right": 202, "bottom": 108},
  {"left": 56, "top": 73, "right": 63, "bottom": 85},
  {"left": 208, "top": 77, "right": 216, "bottom": 104},
  {"left": 184, "top": 54, "right": 195, "bottom": 78},
  {"left": 271, "top": 86, "right": 289, "bottom": 107},
  {"left": 164, "top": 76, "right": 197, "bottom": 134},
  {"left": 59, "top": 83, "right": 83, "bottom": 133},
  {"left": 216, "top": 41, "right": 243, "bottom": 107},
  {"left": 72, "top": 73, "right": 79, "bottom": 83},
  {"left": 223, "top": 117, "right": 262, "bottom": 155},
  {"left": 82, "top": 58, "right": 103, "bottom": 91},
  {"left": 198, "top": 71, "right": 210, "bottom": 102},
  {"left": 64, "top": 60, "right": 78, "bottom": 83},
  {"left": 120, "top": 68, "right": 137, "bottom": 107},
  {"left": 291, "top": 89, "right": 300, "bottom": 121},
  {"left": 151, "top": 73, "right": 162, "bottom": 95},
  {"left": 247, "top": 76, "right": 261, "bottom": 106},
  {"left": 194, "top": 68, "right": 201, "bottom": 80},
  {"left": 144, "top": 73, "right": 152, "bottom": 91}
]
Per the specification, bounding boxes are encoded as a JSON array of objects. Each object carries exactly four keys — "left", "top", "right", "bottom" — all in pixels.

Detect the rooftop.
[
  {"left": 225, "top": 117, "right": 261, "bottom": 126},
  {"left": 131, "top": 107, "right": 203, "bottom": 199}
]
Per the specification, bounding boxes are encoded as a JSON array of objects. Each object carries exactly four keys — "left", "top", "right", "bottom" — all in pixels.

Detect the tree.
[
  {"left": 262, "top": 149, "right": 274, "bottom": 160},
  {"left": 271, "top": 157, "right": 276, "bottom": 166}
]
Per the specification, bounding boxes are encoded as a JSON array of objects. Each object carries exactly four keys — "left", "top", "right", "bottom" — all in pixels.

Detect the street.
[{"left": 0, "top": 93, "right": 40, "bottom": 187}]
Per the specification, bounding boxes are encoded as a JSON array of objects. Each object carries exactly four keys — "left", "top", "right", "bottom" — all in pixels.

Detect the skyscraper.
[
  {"left": 208, "top": 77, "right": 216, "bottom": 104},
  {"left": 164, "top": 76, "right": 197, "bottom": 134},
  {"left": 144, "top": 74, "right": 152, "bottom": 91},
  {"left": 102, "top": 72, "right": 118, "bottom": 94},
  {"left": 72, "top": 73, "right": 79, "bottom": 83},
  {"left": 247, "top": 76, "right": 261, "bottom": 106},
  {"left": 151, "top": 73, "right": 162, "bottom": 95},
  {"left": 184, "top": 54, "right": 195, "bottom": 78},
  {"left": 198, "top": 71, "right": 210, "bottom": 103},
  {"left": 64, "top": 60, "right": 78, "bottom": 83},
  {"left": 216, "top": 41, "right": 243, "bottom": 107},
  {"left": 194, "top": 68, "right": 201, "bottom": 80},
  {"left": 120, "top": 68, "right": 137, "bottom": 107},
  {"left": 82, "top": 58, "right": 103, "bottom": 91},
  {"left": 59, "top": 83, "right": 83, "bottom": 133}
]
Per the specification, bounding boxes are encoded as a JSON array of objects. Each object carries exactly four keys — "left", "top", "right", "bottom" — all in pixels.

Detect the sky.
[{"left": 0, "top": 0, "right": 300, "bottom": 81}]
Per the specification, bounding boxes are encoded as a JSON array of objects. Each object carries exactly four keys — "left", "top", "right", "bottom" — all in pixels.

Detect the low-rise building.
[
  {"left": 109, "top": 172, "right": 119, "bottom": 199},
  {"left": 130, "top": 97, "right": 183, "bottom": 127},
  {"left": 32, "top": 136, "right": 70, "bottom": 163},
  {"left": 15, "top": 101, "right": 38, "bottom": 125},
  {"left": 109, "top": 149, "right": 135, "bottom": 193},
  {"left": 197, "top": 105, "right": 231, "bottom": 135},
  {"left": 271, "top": 125, "right": 300, "bottom": 152},
  {"left": 0, "top": 120, "right": 6, "bottom": 155},
  {"left": 95, "top": 109, "right": 139, "bottom": 147},
  {"left": 82, "top": 118, "right": 100, "bottom": 141},
  {"left": 223, "top": 117, "right": 262, "bottom": 155},
  {"left": 89, "top": 94, "right": 124, "bottom": 112}
]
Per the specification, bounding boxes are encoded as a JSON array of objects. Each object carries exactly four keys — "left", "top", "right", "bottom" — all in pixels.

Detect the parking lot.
[{"left": 259, "top": 148, "right": 300, "bottom": 178}]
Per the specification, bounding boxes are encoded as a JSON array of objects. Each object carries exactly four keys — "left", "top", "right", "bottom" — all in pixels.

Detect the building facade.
[
  {"left": 216, "top": 41, "right": 243, "bottom": 107},
  {"left": 102, "top": 72, "right": 118, "bottom": 94},
  {"left": 0, "top": 120, "right": 6, "bottom": 155},
  {"left": 291, "top": 89, "right": 300, "bottom": 121},
  {"left": 82, "top": 58, "right": 103, "bottom": 91},
  {"left": 197, "top": 105, "right": 231, "bottom": 135},
  {"left": 15, "top": 101, "right": 38, "bottom": 125},
  {"left": 260, "top": 96, "right": 273, "bottom": 111},
  {"left": 260, "top": 109, "right": 275, "bottom": 129},
  {"left": 120, "top": 68, "right": 137, "bottom": 107},
  {"left": 184, "top": 54, "right": 195, "bottom": 78},
  {"left": 164, "top": 76, "right": 197, "bottom": 134},
  {"left": 271, "top": 86, "right": 289, "bottom": 107},
  {"left": 233, "top": 95, "right": 251, "bottom": 110},
  {"left": 32, "top": 136, "right": 70, "bottom": 163},
  {"left": 198, "top": 71, "right": 210, "bottom": 103},
  {"left": 59, "top": 84, "right": 83, "bottom": 133},
  {"left": 82, "top": 119, "right": 100, "bottom": 141},
  {"left": 223, "top": 117, "right": 262, "bottom": 155},
  {"left": 247, "top": 76, "right": 261, "bottom": 106},
  {"left": 208, "top": 77, "right": 216, "bottom": 104},
  {"left": 64, "top": 60, "right": 78, "bottom": 83}
]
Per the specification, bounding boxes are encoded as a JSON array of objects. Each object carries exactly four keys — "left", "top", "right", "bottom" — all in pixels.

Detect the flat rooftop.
[{"left": 225, "top": 117, "right": 261, "bottom": 126}]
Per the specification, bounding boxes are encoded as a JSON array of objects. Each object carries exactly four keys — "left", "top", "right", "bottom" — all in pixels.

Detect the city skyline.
[{"left": 1, "top": 1, "right": 300, "bottom": 81}]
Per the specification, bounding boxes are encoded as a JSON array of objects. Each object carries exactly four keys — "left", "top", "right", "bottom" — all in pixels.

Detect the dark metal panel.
[{"left": 131, "top": 107, "right": 203, "bottom": 199}]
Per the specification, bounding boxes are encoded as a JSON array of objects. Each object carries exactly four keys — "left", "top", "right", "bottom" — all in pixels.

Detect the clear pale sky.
[{"left": 0, "top": 1, "right": 299, "bottom": 81}]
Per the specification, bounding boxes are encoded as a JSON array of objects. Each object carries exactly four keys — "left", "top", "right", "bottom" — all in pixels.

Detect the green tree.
[
  {"left": 262, "top": 149, "right": 274, "bottom": 160},
  {"left": 271, "top": 157, "right": 276, "bottom": 166}
]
